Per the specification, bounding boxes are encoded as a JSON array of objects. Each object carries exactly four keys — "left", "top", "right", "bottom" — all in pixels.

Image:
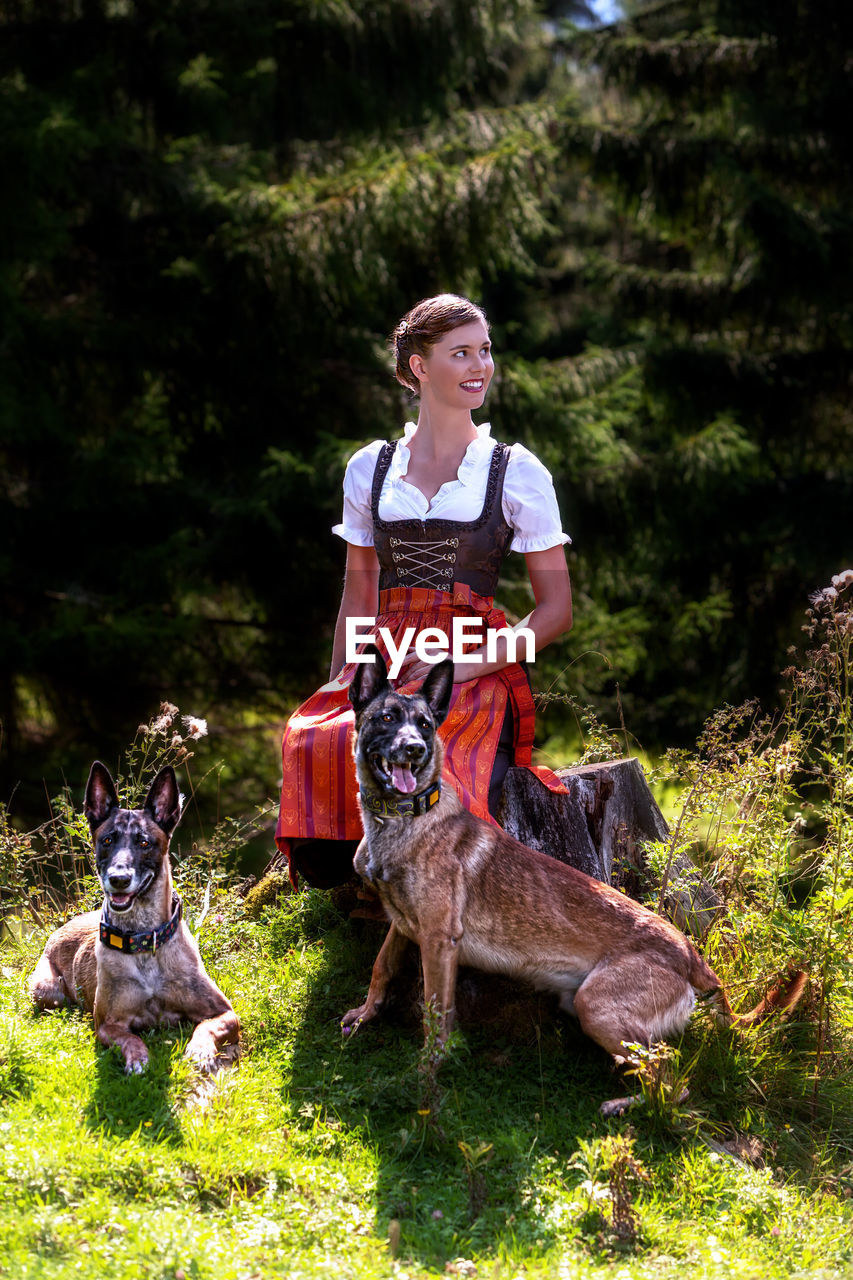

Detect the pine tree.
[{"left": 494, "top": 0, "right": 853, "bottom": 740}]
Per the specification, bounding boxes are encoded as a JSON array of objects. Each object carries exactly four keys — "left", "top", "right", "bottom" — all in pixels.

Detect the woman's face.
[{"left": 411, "top": 319, "right": 494, "bottom": 409}]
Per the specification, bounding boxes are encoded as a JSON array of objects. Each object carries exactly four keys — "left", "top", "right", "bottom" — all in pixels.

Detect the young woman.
[{"left": 274, "top": 294, "right": 573, "bottom": 888}]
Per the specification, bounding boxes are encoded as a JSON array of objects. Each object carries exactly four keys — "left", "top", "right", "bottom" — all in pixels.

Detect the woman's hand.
[
  {"left": 394, "top": 654, "right": 448, "bottom": 688},
  {"left": 393, "top": 546, "right": 572, "bottom": 687}
]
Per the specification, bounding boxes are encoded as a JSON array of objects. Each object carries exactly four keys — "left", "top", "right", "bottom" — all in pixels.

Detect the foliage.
[
  {"left": 632, "top": 570, "right": 853, "bottom": 1154},
  {"left": 619, "top": 1041, "right": 697, "bottom": 1136},
  {"left": 522, "top": 0, "right": 853, "bottom": 740},
  {"left": 2, "top": 0, "right": 852, "bottom": 818},
  {"left": 0, "top": 1015, "right": 35, "bottom": 1103},
  {"left": 0, "top": 699, "right": 275, "bottom": 935},
  {"left": 565, "top": 1129, "right": 650, "bottom": 1247},
  {"left": 3, "top": 875, "right": 852, "bottom": 1277}
]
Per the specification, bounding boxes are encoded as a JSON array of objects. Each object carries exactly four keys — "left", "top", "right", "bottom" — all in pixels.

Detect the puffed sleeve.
[
  {"left": 331, "top": 441, "right": 384, "bottom": 546},
  {"left": 502, "top": 444, "right": 571, "bottom": 553}
]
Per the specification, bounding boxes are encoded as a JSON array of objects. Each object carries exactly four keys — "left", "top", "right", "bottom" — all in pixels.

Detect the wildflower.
[
  {"left": 171, "top": 733, "right": 182, "bottom": 748},
  {"left": 182, "top": 715, "right": 208, "bottom": 740},
  {"left": 831, "top": 569, "right": 853, "bottom": 589},
  {"left": 445, "top": 1262, "right": 477, "bottom": 1278},
  {"left": 150, "top": 701, "right": 179, "bottom": 735},
  {"left": 774, "top": 742, "right": 797, "bottom": 778},
  {"left": 431, "top": 1209, "right": 444, "bottom": 1220}
]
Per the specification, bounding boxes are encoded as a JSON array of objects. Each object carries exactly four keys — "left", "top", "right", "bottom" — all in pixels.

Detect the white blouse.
[{"left": 332, "top": 422, "right": 570, "bottom": 554}]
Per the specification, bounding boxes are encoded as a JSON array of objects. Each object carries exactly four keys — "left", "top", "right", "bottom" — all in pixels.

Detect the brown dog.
[
  {"left": 341, "top": 651, "right": 805, "bottom": 1105},
  {"left": 30, "top": 762, "right": 239, "bottom": 1075}
]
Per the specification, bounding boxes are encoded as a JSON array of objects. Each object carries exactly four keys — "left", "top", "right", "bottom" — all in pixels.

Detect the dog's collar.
[
  {"left": 99, "top": 893, "right": 183, "bottom": 954},
  {"left": 360, "top": 780, "right": 441, "bottom": 819}
]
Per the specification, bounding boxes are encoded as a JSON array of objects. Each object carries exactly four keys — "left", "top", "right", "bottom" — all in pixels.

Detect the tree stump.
[{"left": 499, "top": 758, "right": 722, "bottom": 939}]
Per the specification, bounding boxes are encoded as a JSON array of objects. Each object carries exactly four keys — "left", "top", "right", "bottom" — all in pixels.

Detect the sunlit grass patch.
[
  {"left": 4, "top": 896, "right": 853, "bottom": 1279},
  {"left": 3, "top": 579, "right": 853, "bottom": 1276}
]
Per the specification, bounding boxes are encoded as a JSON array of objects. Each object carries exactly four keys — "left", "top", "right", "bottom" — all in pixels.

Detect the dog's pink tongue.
[{"left": 391, "top": 764, "right": 417, "bottom": 794}]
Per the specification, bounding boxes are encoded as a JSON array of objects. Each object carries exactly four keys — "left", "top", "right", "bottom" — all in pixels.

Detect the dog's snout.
[
  {"left": 107, "top": 872, "right": 132, "bottom": 891},
  {"left": 405, "top": 741, "right": 426, "bottom": 762}
]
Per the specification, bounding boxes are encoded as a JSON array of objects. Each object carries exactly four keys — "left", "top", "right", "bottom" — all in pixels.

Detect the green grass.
[{"left": 2, "top": 881, "right": 853, "bottom": 1280}]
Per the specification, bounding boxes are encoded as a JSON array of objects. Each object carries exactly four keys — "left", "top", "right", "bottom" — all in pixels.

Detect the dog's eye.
[
  {"left": 418, "top": 716, "right": 431, "bottom": 731},
  {"left": 382, "top": 713, "right": 393, "bottom": 723},
  {"left": 139, "top": 837, "right": 150, "bottom": 848},
  {"left": 102, "top": 835, "right": 113, "bottom": 847}
]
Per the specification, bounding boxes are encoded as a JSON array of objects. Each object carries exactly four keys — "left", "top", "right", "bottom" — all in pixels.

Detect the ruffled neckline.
[{"left": 389, "top": 422, "right": 494, "bottom": 507}]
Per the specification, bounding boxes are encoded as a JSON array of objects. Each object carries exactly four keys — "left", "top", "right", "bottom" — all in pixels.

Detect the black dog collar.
[
  {"left": 360, "top": 781, "right": 441, "bottom": 819},
  {"left": 99, "top": 894, "right": 183, "bottom": 955}
]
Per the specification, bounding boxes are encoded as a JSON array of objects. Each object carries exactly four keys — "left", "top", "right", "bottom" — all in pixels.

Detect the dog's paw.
[
  {"left": 123, "top": 1049, "right": 149, "bottom": 1075},
  {"left": 184, "top": 1034, "right": 241, "bottom": 1076},
  {"left": 599, "top": 1093, "right": 639, "bottom": 1118},
  {"left": 341, "top": 1005, "right": 371, "bottom": 1038},
  {"left": 185, "top": 1041, "right": 218, "bottom": 1074},
  {"left": 30, "top": 973, "right": 71, "bottom": 1011}
]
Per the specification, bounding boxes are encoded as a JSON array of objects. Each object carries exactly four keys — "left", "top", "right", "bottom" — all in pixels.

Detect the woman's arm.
[
  {"left": 452, "top": 544, "right": 572, "bottom": 682},
  {"left": 399, "top": 545, "right": 573, "bottom": 685},
  {"left": 329, "top": 544, "right": 380, "bottom": 680}
]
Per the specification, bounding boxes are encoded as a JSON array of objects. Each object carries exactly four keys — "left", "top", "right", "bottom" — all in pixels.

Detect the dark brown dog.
[
  {"left": 30, "top": 762, "right": 239, "bottom": 1075},
  {"left": 341, "top": 650, "right": 805, "bottom": 1106}
]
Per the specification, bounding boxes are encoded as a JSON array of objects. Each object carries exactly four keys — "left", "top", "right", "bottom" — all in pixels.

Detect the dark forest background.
[{"left": 2, "top": 0, "right": 852, "bottom": 824}]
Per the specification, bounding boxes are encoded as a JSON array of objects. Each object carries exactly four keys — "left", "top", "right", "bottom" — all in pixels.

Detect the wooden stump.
[{"left": 499, "top": 758, "right": 722, "bottom": 939}]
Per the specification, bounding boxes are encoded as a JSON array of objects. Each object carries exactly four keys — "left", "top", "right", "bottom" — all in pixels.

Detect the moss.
[{"left": 242, "top": 872, "right": 291, "bottom": 918}]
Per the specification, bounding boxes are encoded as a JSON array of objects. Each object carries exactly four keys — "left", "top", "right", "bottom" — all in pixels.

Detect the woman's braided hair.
[{"left": 390, "top": 294, "right": 489, "bottom": 394}]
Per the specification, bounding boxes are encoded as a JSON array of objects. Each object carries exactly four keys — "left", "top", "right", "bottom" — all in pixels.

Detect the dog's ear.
[
  {"left": 85, "top": 761, "right": 119, "bottom": 831},
  {"left": 420, "top": 658, "right": 454, "bottom": 727},
  {"left": 348, "top": 644, "right": 389, "bottom": 714},
  {"left": 143, "top": 766, "right": 183, "bottom": 835}
]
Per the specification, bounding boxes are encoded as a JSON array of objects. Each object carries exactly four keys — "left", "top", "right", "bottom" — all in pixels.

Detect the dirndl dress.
[{"left": 274, "top": 438, "right": 567, "bottom": 883}]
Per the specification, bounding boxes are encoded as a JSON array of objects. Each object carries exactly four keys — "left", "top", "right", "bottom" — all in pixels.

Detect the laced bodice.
[{"left": 371, "top": 441, "right": 513, "bottom": 597}]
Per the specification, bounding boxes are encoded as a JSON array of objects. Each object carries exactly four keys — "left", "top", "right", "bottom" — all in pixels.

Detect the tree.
[{"left": 493, "top": 0, "right": 853, "bottom": 742}]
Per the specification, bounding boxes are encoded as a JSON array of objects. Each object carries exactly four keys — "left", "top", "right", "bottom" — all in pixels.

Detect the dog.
[
  {"left": 341, "top": 649, "right": 806, "bottom": 1109},
  {"left": 30, "top": 762, "right": 239, "bottom": 1075}
]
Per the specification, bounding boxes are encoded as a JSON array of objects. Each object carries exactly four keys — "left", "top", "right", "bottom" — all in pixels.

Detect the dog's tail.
[{"left": 707, "top": 968, "right": 807, "bottom": 1030}]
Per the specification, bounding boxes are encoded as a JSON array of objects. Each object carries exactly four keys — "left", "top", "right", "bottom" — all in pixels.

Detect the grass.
[
  {"left": 2, "top": 574, "right": 853, "bottom": 1278},
  {"left": 2, "top": 879, "right": 853, "bottom": 1280}
]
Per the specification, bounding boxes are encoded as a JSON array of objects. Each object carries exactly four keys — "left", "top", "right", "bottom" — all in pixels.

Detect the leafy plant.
[
  {"left": 457, "top": 1138, "right": 494, "bottom": 1222},
  {"left": 619, "top": 1040, "right": 696, "bottom": 1135},
  {"left": 566, "top": 1131, "right": 649, "bottom": 1248}
]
